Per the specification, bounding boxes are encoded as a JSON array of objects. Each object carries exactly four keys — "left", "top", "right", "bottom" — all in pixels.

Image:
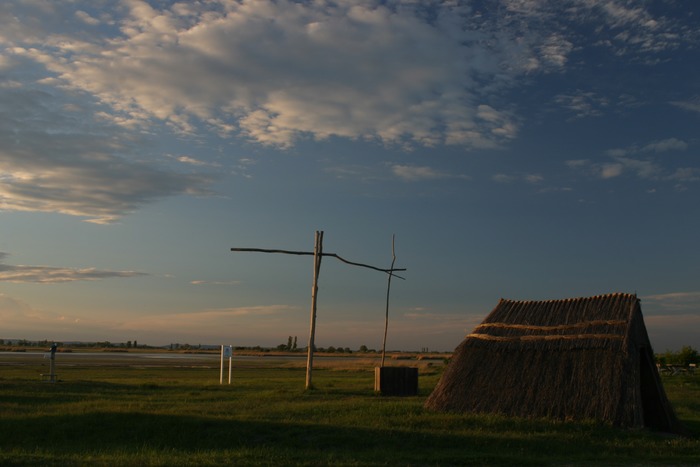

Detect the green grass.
[{"left": 1, "top": 357, "right": 698, "bottom": 466}]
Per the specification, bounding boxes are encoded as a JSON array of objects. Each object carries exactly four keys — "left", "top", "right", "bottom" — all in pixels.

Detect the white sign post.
[{"left": 220, "top": 345, "right": 233, "bottom": 384}]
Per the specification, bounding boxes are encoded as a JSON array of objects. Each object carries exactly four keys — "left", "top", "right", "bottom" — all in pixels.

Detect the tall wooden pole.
[
  {"left": 305, "top": 230, "right": 323, "bottom": 390},
  {"left": 231, "top": 232, "right": 404, "bottom": 390}
]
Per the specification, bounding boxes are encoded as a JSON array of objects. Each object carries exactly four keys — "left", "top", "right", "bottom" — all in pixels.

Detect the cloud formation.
[
  {"left": 566, "top": 138, "right": 696, "bottom": 184},
  {"left": 642, "top": 292, "right": 700, "bottom": 314},
  {"left": 0, "top": 83, "right": 215, "bottom": 223},
  {"left": 391, "top": 164, "right": 468, "bottom": 182},
  {"left": 0, "top": 252, "right": 146, "bottom": 283},
  {"left": 0, "top": 0, "right": 697, "bottom": 222},
  {"left": 3, "top": 0, "right": 693, "bottom": 153}
]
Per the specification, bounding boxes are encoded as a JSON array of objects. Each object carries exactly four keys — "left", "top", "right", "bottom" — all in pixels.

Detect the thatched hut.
[{"left": 425, "top": 293, "right": 685, "bottom": 433}]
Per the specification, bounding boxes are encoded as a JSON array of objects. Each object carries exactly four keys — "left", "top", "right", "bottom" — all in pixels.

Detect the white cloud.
[
  {"left": 0, "top": 252, "right": 147, "bottom": 283},
  {"left": 554, "top": 91, "right": 610, "bottom": 119},
  {"left": 613, "top": 157, "right": 659, "bottom": 179},
  {"left": 668, "top": 168, "right": 700, "bottom": 183},
  {"left": 0, "top": 0, "right": 695, "bottom": 224},
  {"left": 565, "top": 159, "right": 589, "bottom": 169},
  {"left": 576, "top": 0, "right": 687, "bottom": 56},
  {"left": 190, "top": 280, "right": 241, "bottom": 286},
  {"left": 671, "top": 96, "right": 700, "bottom": 114},
  {"left": 175, "top": 155, "right": 220, "bottom": 168},
  {"left": 597, "top": 157, "right": 662, "bottom": 180},
  {"left": 492, "top": 173, "right": 543, "bottom": 184},
  {"left": 569, "top": 138, "right": 695, "bottom": 182},
  {"left": 642, "top": 292, "right": 700, "bottom": 313},
  {"left": 493, "top": 173, "right": 516, "bottom": 183},
  {"left": 2, "top": 0, "right": 570, "bottom": 151},
  {"left": 539, "top": 34, "right": 573, "bottom": 68},
  {"left": 391, "top": 165, "right": 451, "bottom": 182},
  {"left": 608, "top": 138, "right": 689, "bottom": 157},
  {"left": 2, "top": 0, "right": 693, "bottom": 153},
  {"left": 524, "top": 173, "right": 544, "bottom": 184},
  {"left": 0, "top": 86, "right": 214, "bottom": 223},
  {"left": 600, "top": 163, "right": 624, "bottom": 179},
  {"left": 641, "top": 138, "right": 688, "bottom": 153},
  {"left": 75, "top": 10, "right": 100, "bottom": 26},
  {"left": 6, "top": 1, "right": 502, "bottom": 148}
]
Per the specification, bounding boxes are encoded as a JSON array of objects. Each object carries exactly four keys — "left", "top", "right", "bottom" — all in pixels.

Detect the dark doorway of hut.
[{"left": 639, "top": 346, "right": 679, "bottom": 433}]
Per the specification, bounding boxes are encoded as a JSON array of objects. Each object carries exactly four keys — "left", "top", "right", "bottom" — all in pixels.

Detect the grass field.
[{"left": 1, "top": 351, "right": 698, "bottom": 466}]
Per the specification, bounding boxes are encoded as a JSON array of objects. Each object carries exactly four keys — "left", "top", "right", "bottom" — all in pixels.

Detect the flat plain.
[{"left": 0, "top": 350, "right": 698, "bottom": 466}]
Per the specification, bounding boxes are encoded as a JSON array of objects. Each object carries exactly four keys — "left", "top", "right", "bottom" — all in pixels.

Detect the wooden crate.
[{"left": 374, "top": 366, "right": 418, "bottom": 396}]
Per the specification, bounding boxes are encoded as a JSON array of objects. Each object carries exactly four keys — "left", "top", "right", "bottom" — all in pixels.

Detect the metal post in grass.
[
  {"left": 43, "top": 342, "right": 57, "bottom": 383},
  {"left": 231, "top": 231, "right": 405, "bottom": 390},
  {"left": 220, "top": 345, "right": 233, "bottom": 384}
]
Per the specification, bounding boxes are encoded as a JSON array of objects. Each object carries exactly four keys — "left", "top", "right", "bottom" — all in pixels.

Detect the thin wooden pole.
[
  {"left": 380, "top": 235, "right": 397, "bottom": 368},
  {"left": 305, "top": 230, "right": 323, "bottom": 390}
]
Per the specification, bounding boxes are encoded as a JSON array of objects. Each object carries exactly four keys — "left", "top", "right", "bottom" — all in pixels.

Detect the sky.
[{"left": 1, "top": 0, "right": 699, "bottom": 352}]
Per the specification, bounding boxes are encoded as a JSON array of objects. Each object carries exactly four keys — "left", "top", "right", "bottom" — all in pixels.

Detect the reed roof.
[{"left": 425, "top": 293, "right": 685, "bottom": 433}]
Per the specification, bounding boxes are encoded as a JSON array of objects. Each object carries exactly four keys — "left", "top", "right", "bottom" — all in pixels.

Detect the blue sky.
[{"left": 1, "top": 0, "right": 699, "bottom": 352}]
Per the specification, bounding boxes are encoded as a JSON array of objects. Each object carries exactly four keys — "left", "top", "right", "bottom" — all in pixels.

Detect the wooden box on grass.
[{"left": 374, "top": 367, "right": 418, "bottom": 396}]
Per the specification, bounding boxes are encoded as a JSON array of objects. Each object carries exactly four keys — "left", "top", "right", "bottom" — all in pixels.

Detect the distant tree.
[
  {"left": 657, "top": 346, "right": 699, "bottom": 365},
  {"left": 286, "top": 336, "right": 293, "bottom": 351},
  {"left": 293, "top": 336, "right": 297, "bottom": 351},
  {"left": 359, "top": 345, "right": 368, "bottom": 353},
  {"left": 277, "top": 343, "right": 288, "bottom": 351},
  {"left": 678, "top": 346, "right": 699, "bottom": 365},
  {"left": 327, "top": 346, "right": 336, "bottom": 353},
  {"left": 134, "top": 340, "right": 138, "bottom": 348},
  {"left": 127, "top": 340, "right": 132, "bottom": 348}
]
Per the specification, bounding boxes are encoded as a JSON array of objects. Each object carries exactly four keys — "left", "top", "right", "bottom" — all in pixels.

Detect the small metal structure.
[{"left": 42, "top": 343, "right": 58, "bottom": 383}]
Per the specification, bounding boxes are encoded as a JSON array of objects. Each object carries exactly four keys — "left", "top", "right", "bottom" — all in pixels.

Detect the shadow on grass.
[
  {"left": 3, "top": 376, "right": 699, "bottom": 466},
  {"left": 2, "top": 410, "right": 697, "bottom": 466}
]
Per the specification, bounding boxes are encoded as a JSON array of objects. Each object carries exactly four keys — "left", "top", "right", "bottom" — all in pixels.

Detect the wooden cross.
[{"left": 231, "top": 230, "right": 405, "bottom": 389}]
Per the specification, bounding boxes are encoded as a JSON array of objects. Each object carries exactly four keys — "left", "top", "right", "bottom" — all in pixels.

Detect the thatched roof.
[{"left": 425, "top": 293, "right": 685, "bottom": 433}]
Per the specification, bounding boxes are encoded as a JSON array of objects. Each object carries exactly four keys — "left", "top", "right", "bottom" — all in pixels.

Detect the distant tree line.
[
  {"left": 0, "top": 339, "right": 148, "bottom": 349},
  {"left": 1, "top": 338, "right": 454, "bottom": 355},
  {"left": 656, "top": 346, "right": 699, "bottom": 366},
  {"left": 270, "top": 339, "right": 388, "bottom": 353}
]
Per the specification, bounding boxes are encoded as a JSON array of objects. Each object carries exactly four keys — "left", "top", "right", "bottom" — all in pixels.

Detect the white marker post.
[{"left": 220, "top": 345, "right": 233, "bottom": 384}]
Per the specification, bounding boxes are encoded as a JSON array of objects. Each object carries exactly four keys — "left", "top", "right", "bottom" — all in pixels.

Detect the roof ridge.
[{"left": 500, "top": 292, "right": 637, "bottom": 304}]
